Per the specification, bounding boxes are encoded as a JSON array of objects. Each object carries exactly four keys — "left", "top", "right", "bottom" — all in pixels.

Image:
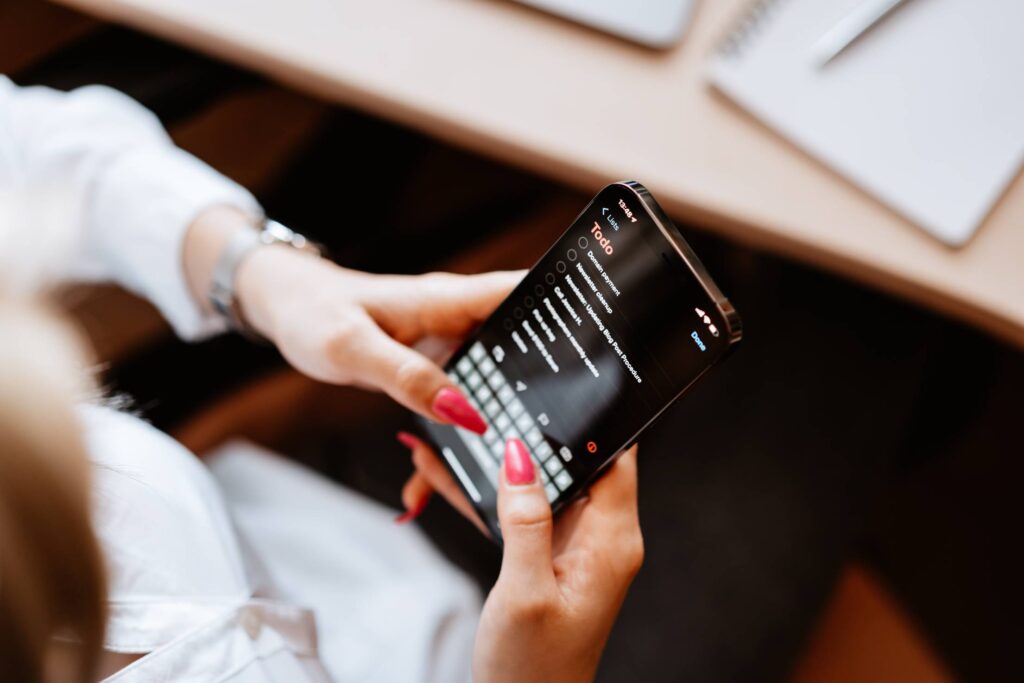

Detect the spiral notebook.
[{"left": 708, "top": 0, "right": 1024, "bottom": 246}]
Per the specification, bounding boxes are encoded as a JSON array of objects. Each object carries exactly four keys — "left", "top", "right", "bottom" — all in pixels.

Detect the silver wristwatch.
[{"left": 209, "top": 218, "right": 322, "bottom": 339}]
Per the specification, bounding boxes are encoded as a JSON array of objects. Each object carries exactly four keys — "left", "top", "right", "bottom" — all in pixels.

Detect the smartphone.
[{"left": 415, "top": 181, "right": 741, "bottom": 539}]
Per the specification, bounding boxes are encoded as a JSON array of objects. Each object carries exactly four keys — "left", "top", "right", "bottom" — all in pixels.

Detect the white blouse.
[{"left": 0, "top": 77, "right": 479, "bottom": 682}]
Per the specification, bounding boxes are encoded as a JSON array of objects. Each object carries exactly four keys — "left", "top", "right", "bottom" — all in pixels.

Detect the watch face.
[
  {"left": 263, "top": 219, "right": 321, "bottom": 256},
  {"left": 262, "top": 219, "right": 295, "bottom": 243}
]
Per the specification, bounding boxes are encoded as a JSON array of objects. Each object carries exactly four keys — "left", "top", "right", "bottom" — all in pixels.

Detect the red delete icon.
[{"left": 586, "top": 441, "right": 598, "bottom": 454}]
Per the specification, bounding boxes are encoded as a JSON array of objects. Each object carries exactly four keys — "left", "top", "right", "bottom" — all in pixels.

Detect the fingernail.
[
  {"left": 432, "top": 387, "right": 487, "bottom": 435},
  {"left": 396, "top": 431, "right": 422, "bottom": 450},
  {"left": 504, "top": 438, "right": 535, "bottom": 485},
  {"left": 394, "top": 495, "right": 430, "bottom": 524}
]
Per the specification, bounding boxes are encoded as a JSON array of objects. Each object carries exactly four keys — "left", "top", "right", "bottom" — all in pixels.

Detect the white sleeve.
[{"left": 0, "top": 76, "right": 262, "bottom": 340}]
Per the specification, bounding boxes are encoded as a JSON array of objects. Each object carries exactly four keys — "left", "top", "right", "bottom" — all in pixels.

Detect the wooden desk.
[{"left": 53, "top": 0, "right": 1024, "bottom": 347}]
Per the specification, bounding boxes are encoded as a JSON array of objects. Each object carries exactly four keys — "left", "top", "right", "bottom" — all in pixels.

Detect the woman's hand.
[
  {"left": 400, "top": 435, "right": 644, "bottom": 683},
  {"left": 183, "top": 208, "right": 520, "bottom": 430},
  {"left": 232, "top": 240, "right": 523, "bottom": 431}
]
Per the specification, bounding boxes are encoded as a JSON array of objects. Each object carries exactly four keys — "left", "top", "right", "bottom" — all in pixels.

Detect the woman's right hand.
[{"left": 400, "top": 436, "right": 644, "bottom": 683}]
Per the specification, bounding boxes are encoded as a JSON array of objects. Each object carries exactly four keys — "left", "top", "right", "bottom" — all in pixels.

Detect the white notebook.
[{"left": 708, "top": 0, "right": 1024, "bottom": 246}]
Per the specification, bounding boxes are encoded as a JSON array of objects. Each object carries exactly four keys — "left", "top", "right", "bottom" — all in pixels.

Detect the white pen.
[{"left": 811, "top": 0, "right": 916, "bottom": 67}]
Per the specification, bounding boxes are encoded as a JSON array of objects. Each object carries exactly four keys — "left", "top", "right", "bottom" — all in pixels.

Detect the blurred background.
[{"left": 3, "top": 0, "right": 1020, "bottom": 681}]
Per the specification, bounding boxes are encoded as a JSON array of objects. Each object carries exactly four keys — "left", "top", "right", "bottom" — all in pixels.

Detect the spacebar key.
[{"left": 456, "top": 431, "right": 499, "bottom": 487}]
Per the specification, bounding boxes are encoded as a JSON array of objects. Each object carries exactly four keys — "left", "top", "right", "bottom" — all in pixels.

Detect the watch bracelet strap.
[
  {"left": 209, "top": 219, "right": 321, "bottom": 341},
  {"left": 209, "top": 226, "right": 263, "bottom": 340}
]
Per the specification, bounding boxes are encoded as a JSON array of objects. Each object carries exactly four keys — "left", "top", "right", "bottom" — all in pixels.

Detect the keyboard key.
[
  {"left": 447, "top": 370, "right": 460, "bottom": 384},
  {"left": 535, "top": 441, "right": 554, "bottom": 460},
  {"left": 474, "top": 384, "right": 493, "bottom": 404},
  {"left": 497, "top": 384, "right": 516, "bottom": 404},
  {"left": 559, "top": 446, "right": 573, "bottom": 463},
  {"left": 545, "top": 483, "right": 559, "bottom": 503},
  {"left": 441, "top": 447, "right": 481, "bottom": 503},
  {"left": 506, "top": 398, "right": 525, "bottom": 419},
  {"left": 515, "top": 412, "right": 534, "bottom": 433},
  {"left": 490, "top": 438, "right": 506, "bottom": 459},
  {"left": 544, "top": 457, "right": 562, "bottom": 476},
  {"left": 458, "top": 433, "right": 498, "bottom": 487},
  {"left": 525, "top": 427, "right": 544, "bottom": 448},
  {"left": 487, "top": 370, "right": 507, "bottom": 391},
  {"left": 469, "top": 342, "right": 487, "bottom": 361},
  {"left": 484, "top": 399, "right": 502, "bottom": 418},
  {"left": 478, "top": 356, "right": 496, "bottom": 377},
  {"left": 554, "top": 470, "right": 573, "bottom": 491},
  {"left": 465, "top": 370, "right": 483, "bottom": 390},
  {"left": 494, "top": 413, "right": 512, "bottom": 432},
  {"left": 482, "top": 429, "right": 499, "bottom": 445},
  {"left": 530, "top": 455, "right": 549, "bottom": 480}
]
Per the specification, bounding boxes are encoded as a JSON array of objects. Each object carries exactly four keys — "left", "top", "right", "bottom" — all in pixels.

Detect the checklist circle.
[
  {"left": 567, "top": 249, "right": 577, "bottom": 262},
  {"left": 545, "top": 273, "right": 556, "bottom": 285},
  {"left": 513, "top": 307, "right": 524, "bottom": 320},
  {"left": 555, "top": 261, "right": 566, "bottom": 273},
  {"left": 578, "top": 236, "right": 589, "bottom": 249},
  {"left": 503, "top": 318, "right": 514, "bottom": 331},
  {"left": 534, "top": 284, "right": 545, "bottom": 297},
  {"left": 524, "top": 296, "right": 534, "bottom": 308}
]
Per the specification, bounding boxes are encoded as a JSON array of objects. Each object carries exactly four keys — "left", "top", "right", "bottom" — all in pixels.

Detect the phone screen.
[{"left": 416, "top": 182, "right": 740, "bottom": 537}]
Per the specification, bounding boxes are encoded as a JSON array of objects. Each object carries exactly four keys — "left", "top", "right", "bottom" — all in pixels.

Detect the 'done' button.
[{"left": 240, "top": 607, "right": 262, "bottom": 640}]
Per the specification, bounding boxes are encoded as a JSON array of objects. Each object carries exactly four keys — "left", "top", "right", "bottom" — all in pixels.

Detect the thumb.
[
  {"left": 403, "top": 270, "right": 527, "bottom": 339},
  {"left": 496, "top": 438, "right": 555, "bottom": 591},
  {"left": 353, "top": 322, "right": 487, "bottom": 434}
]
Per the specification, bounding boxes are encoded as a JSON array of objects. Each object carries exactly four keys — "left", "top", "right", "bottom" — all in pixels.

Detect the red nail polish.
[
  {"left": 504, "top": 438, "right": 535, "bottom": 485},
  {"left": 394, "top": 495, "right": 430, "bottom": 524},
  {"left": 396, "top": 431, "right": 422, "bottom": 450},
  {"left": 432, "top": 388, "right": 487, "bottom": 435}
]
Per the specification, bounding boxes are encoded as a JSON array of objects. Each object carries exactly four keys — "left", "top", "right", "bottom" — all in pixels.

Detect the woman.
[{"left": 0, "top": 76, "right": 643, "bottom": 682}]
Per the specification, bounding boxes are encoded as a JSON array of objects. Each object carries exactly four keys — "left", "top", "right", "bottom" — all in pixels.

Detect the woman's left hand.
[
  {"left": 235, "top": 243, "right": 523, "bottom": 429},
  {"left": 399, "top": 436, "right": 644, "bottom": 682}
]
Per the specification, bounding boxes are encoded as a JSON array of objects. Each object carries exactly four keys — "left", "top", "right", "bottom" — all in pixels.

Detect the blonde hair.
[{"left": 0, "top": 295, "right": 107, "bottom": 683}]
